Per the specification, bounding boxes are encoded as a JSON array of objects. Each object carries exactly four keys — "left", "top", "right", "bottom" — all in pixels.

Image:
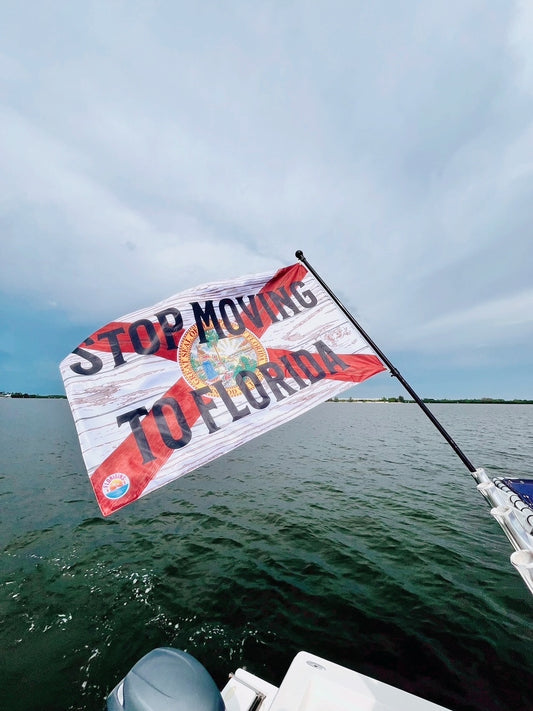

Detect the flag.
[{"left": 60, "top": 262, "right": 386, "bottom": 515}]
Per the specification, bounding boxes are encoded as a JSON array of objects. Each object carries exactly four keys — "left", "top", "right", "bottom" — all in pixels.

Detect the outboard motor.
[{"left": 107, "top": 647, "right": 225, "bottom": 711}]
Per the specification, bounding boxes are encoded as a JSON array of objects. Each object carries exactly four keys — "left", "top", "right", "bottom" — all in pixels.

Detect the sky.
[{"left": 1, "top": 1, "right": 533, "bottom": 399}]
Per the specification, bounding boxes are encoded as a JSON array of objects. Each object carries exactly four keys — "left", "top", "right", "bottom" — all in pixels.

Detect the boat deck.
[{"left": 222, "top": 651, "right": 452, "bottom": 711}]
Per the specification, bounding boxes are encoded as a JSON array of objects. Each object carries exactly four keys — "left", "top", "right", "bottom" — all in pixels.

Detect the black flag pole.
[{"left": 295, "top": 250, "right": 477, "bottom": 474}]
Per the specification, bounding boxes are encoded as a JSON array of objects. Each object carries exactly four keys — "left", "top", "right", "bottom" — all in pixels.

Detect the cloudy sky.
[{"left": 1, "top": 1, "right": 532, "bottom": 399}]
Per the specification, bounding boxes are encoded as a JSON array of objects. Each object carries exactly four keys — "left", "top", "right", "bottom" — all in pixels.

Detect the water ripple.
[{"left": 1, "top": 400, "right": 532, "bottom": 710}]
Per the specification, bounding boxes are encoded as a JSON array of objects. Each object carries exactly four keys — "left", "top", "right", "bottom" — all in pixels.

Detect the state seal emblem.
[{"left": 178, "top": 325, "right": 269, "bottom": 398}]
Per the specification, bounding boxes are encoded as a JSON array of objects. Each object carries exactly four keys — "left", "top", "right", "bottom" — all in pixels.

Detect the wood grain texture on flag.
[{"left": 60, "top": 263, "right": 386, "bottom": 515}]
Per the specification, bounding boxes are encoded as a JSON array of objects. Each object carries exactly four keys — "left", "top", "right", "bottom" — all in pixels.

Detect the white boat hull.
[{"left": 223, "top": 650, "right": 452, "bottom": 711}]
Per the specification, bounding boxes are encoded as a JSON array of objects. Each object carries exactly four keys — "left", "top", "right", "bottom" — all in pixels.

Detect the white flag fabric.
[{"left": 60, "top": 262, "right": 385, "bottom": 515}]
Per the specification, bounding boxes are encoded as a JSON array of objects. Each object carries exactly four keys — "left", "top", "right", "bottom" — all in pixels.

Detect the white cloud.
[
  {"left": 404, "top": 288, "right": 533, "bottom": 354},
  {"left": 0, "top": 0, "right": 532, "bottom": 380}
]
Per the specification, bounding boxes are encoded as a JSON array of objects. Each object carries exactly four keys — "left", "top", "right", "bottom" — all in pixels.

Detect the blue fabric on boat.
[{"left": 502, "top": 479, "right": 533, "bottom": 509}]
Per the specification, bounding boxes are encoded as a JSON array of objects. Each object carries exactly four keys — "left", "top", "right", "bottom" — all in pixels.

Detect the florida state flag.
[{"left": 60, "top": 262, "right": 386, "bottom": 515}]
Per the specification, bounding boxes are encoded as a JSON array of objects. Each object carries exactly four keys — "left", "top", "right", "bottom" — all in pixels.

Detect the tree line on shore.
[
  {"left": 1, "top": 393, "right": 66, "bottom": 399},
  {"left": 3, "top": 393, "right": 533, "bottom": 404},
  {"left": 329, "top": 396, "right": 533, "bottom": 404}
]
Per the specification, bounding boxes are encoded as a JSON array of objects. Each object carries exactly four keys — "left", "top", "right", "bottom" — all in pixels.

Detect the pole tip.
[{"left": 295, "top": 250, "right": 305, "bottom": 261}]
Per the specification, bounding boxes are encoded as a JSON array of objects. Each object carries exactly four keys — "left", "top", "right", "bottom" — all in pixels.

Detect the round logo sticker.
[
  {"left": 178, "top": 325, "right": 268, "bottom": 398},
  {"left": 102, "top": 473, "right": 130, "bottom": 500}
]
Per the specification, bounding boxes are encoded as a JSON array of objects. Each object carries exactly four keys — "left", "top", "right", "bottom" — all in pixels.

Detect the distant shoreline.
[
  {"left": 1, "top": 393, "right": 67, "bottom": 399},
  {"left": 2, "top": 393, "right": 532, "bottom": 405},
  {"left": 328, "top": 397, "right": 533, "bottom": 405}
]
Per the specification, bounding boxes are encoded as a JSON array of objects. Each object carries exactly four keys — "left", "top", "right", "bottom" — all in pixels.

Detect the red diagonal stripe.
[
  {"left": 266, "top": 348, "right": 386, "bottom": 384},
  {"left": 79, "top": 264, "right": 308, "bottom": 364},
  {"left": 82, "top": 321, "right": 183, "bottom": 362},
  {"left": 240, "top": 263, "right": 308, "bottom": 337},
  {"left": 91, "top": 378, "right": 200, "bottom": 515}
]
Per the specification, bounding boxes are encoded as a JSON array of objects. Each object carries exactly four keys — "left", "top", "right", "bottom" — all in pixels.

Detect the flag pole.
[{"left": 295, "top": 250, "right": 477, "bottom": 474}]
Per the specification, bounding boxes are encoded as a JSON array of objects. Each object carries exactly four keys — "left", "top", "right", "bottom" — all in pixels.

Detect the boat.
[{"left": 107, "top": 646, "right": 453, "bottom": 711}]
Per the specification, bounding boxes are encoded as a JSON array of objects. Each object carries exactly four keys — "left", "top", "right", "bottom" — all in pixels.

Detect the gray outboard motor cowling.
[{"left": 107, "top": 647, "right": 225, "bottom": 711}]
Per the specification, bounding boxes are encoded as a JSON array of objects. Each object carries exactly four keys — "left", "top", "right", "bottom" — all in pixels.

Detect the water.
[{"left": 1, "top": 399, "right": 532, "bottom": 711}]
